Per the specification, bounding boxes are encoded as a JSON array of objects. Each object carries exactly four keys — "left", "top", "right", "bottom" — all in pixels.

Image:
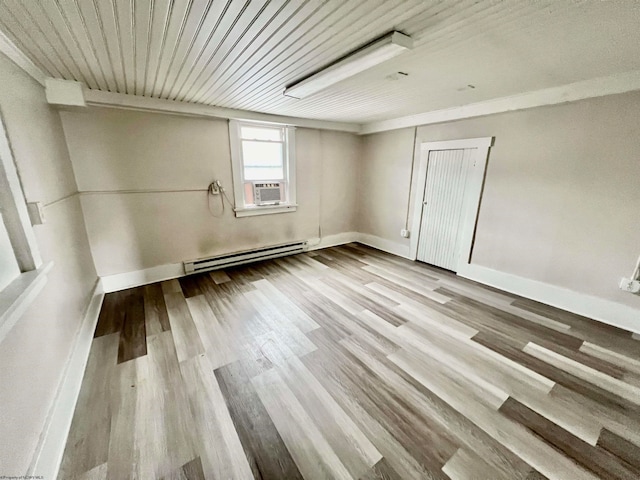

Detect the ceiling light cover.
[{"left": 284, "top": 31, "right": 413, "bottom": 99}]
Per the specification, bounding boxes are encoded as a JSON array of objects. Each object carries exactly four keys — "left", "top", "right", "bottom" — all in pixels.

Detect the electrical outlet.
[
  {"left": 209, "top": 180, "right": 221, "bottom": 195},
  {"left": 400, "top": 229, "right": 410, "bottom": 238},
  {"left": 619, "top": 277, "right": 640, "bottom": 293}
]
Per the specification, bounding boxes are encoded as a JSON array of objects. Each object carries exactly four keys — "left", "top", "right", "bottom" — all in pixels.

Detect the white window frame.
[
  {"left": 229, "top": 120, "right": 297, "bottom": 218},
  {"left": 0, "top": 110, "right": 51, "bottom": 344}
]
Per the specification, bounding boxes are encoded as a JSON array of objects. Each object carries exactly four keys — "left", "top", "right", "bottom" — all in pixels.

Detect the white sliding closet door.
[{"left": 416, "top": 148, "right": 473, "bottom": 271}]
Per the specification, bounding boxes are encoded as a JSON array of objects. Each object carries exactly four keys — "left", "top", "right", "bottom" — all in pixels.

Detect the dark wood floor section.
[{"left": 60, "top": 244, "right": 640, "bottom": 480}]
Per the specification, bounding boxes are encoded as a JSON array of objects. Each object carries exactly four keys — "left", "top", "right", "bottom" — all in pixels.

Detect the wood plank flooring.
[{"left": 59, "top": 244, "right": 640, "bottom": 480}]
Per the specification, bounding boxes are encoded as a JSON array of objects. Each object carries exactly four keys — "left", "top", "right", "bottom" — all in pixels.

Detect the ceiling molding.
[
  {"left": 360, "top": 70, "right": 640, "bottom": 134},
  {"left": 0, "top": 29, "right": 46, "bottom": 86},
  {"left": 82, "top": 89, "right": 361, "bottom": 133}
]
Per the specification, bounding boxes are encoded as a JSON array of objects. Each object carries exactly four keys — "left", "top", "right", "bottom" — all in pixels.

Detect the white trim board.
[
  {"left": 101, "top": 233, "right": 369, "bottom": 292},
  {"left": 82, "top": 89, "right": 360, "bottom": 133},
  {"left": 102, "top": 234, "right": 361, "bottom": 292},
  {"left": 101, "top": 262, "right": 185, "bottom": 293},
  {"left": 409, "top": 137, "right": 493, "bottom": 274},
  {"left": 28, "top": 279, "right": 104, "bottom": 479},
  {"left": 0, "top": 29, "right": 46, "bottom": 86},
  {"left": 318, "top": 232, "right": 640, "bottom": 335},
  {"left": 100, "top": 232, "right": 640, "bottom": 335},
  {"left": 354, "top": 236, "right": 640, "bottom": 334},
  {"left": 457, "top": 263, "right": 640, "bottom": 335},
  {"left": 35, "top": 71, "right": 640, "bottom": 137},
  {"left": 0, "top": 262, "right": 52, "bottom": 344},
  {"left": 356, "top": 233, "right": 412, "bottom": 259},
  {"left": 0, "top": 112, "right": 43, "bottom": 271},
  {"left": 360, "top": 69, "right": 640, "bottom": 134},
  {"left": 420, "top": 137, "right": 493, "bottom": 151},
  {"left": 307, "top": 232, "right": 359, "bottom": 251}
]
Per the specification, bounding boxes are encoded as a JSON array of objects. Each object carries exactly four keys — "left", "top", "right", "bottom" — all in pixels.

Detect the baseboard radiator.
[{"left": 183, "top": 241, "right": 308, "bottom": 274}]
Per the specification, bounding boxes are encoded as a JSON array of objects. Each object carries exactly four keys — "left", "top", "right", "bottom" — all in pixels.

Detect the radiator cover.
[{"left": 183, "top": 241, "right": 307, "bottom": 274}]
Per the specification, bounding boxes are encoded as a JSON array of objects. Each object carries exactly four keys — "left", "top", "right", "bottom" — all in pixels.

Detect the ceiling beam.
[
  {"left": 0, "top": 29, "right": 45, "bottom": 86},
  {"left": 82, "top": 89, "right": 361, "bottom": 133},
  {"left": 360, "top": 69, "right": 640, "bottom": 134}
]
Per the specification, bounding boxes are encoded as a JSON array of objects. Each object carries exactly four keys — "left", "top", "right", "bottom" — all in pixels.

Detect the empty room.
[{"left": 2, "top": 1, "right": 640, "bottom": 479}]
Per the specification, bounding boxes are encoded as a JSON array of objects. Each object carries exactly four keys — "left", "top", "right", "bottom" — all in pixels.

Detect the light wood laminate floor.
[{"left": 59, "top": 244, "right": 640, "bottom": 480}]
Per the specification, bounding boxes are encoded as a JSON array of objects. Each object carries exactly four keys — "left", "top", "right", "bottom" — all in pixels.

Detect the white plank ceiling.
[{"left": 1, "top": 0, "right": 639, "bottom": 124}]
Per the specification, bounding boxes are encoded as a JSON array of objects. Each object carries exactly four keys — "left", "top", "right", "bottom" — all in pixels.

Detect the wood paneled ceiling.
[{"left": 1, "top": 0, "right": 640, "bottom": 123}]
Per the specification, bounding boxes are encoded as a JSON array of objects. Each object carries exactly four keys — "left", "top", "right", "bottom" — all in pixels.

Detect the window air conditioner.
[{"left": 253, "top": 182, "right": 282, "bottom": 205}]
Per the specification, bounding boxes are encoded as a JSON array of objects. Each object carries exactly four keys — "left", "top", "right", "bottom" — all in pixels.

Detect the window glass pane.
[
  {"left": 244, "top": 167, "right": 284, "bottom": 181},
  {"left": 240, "top": 126, "right": 282, "bottom": 141},
  {"left": 243, "top": 182, "right": 254, "bottom": 204},
  {"left": 242, "top": 140, "right": 284, "bottom": 180}
]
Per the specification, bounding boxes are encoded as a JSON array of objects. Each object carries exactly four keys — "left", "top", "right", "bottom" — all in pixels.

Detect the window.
[
  {"left": 0, "top": 214, "right": 20, "bottom": 291},
  {"left": 229, "top": 120, "right": 296, "bottom": 217},
  {"left": 0, "top": 111, "right": 49, "bottom": 343}
]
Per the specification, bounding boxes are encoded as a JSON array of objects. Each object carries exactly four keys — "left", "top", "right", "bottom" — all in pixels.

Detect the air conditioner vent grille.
[{"left": 254, "top": 182, "right": 282, "bottom": 205}]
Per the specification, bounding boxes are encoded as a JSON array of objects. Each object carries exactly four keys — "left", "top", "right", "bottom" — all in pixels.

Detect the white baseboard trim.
[
  {"left": 102, "top": 234, "right": 363, "bottom": 292},
  {"left": 355, "top": 233, "right": 412, "bottom": 259},
  {"left": 101, "top": 262, "right": 184, "bottom": 293},
  {"left": 99, "top": 235, "right": 640, "bottom": 335},
  {"left": 307, "top": 232, "right": 359, "bottom": 251},
  {"left": 29, "top": 279, "right": 105, "bottom": 479},
  {"left": 458, "top": 263, "right": 640, "bottom": 335}
]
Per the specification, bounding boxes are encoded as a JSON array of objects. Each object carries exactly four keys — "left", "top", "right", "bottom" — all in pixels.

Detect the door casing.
[{"left": 409, "top": 137, "right": 493, "bottom": 273}]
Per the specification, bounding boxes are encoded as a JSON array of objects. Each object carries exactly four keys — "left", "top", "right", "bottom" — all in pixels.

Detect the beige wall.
[
  {"left": 357, "top": 128, "right": 416, "bottom": 248},
  {"left": 359, "top": 91, "right": 640, "bottom": 309},
  {"left": 0, "top": 54, "right": 97, "bottom": 473},
  {"left": 319, "top": 130, "right": 360, "bottom": 236},
  {"left": 62, "top": 93, "right": 640, "bottom": 311},
  {"left": 60, "top": 109, "right": 361, "bottom": 277}
]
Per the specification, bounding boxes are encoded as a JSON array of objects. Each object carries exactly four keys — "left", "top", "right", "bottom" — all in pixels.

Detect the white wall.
[
  {"left": 0, "top": 53, "right": 97, "bottom": 474},
  {"left": 359, "top": 91, "right": 640, "bottom": 312},
  {"left": 60, "top": 108, "right": 361, "bottom": 277}
]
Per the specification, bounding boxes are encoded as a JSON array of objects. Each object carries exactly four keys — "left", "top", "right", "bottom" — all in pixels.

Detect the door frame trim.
[{"left": 409, "top": 137, "right": 493, "bottom": 272}]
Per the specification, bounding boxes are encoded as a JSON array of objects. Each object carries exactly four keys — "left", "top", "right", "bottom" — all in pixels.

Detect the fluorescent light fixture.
[{"left": 284, "top": 31, "right": 413, "bottom": 99}]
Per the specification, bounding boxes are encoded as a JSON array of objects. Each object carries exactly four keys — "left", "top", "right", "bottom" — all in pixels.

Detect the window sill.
[
  {"left": 0, "top": 261, "right": 53, "bottom": 344},
  {"left": 234, "top": 204, "right": 298, "bottom": 218}
]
